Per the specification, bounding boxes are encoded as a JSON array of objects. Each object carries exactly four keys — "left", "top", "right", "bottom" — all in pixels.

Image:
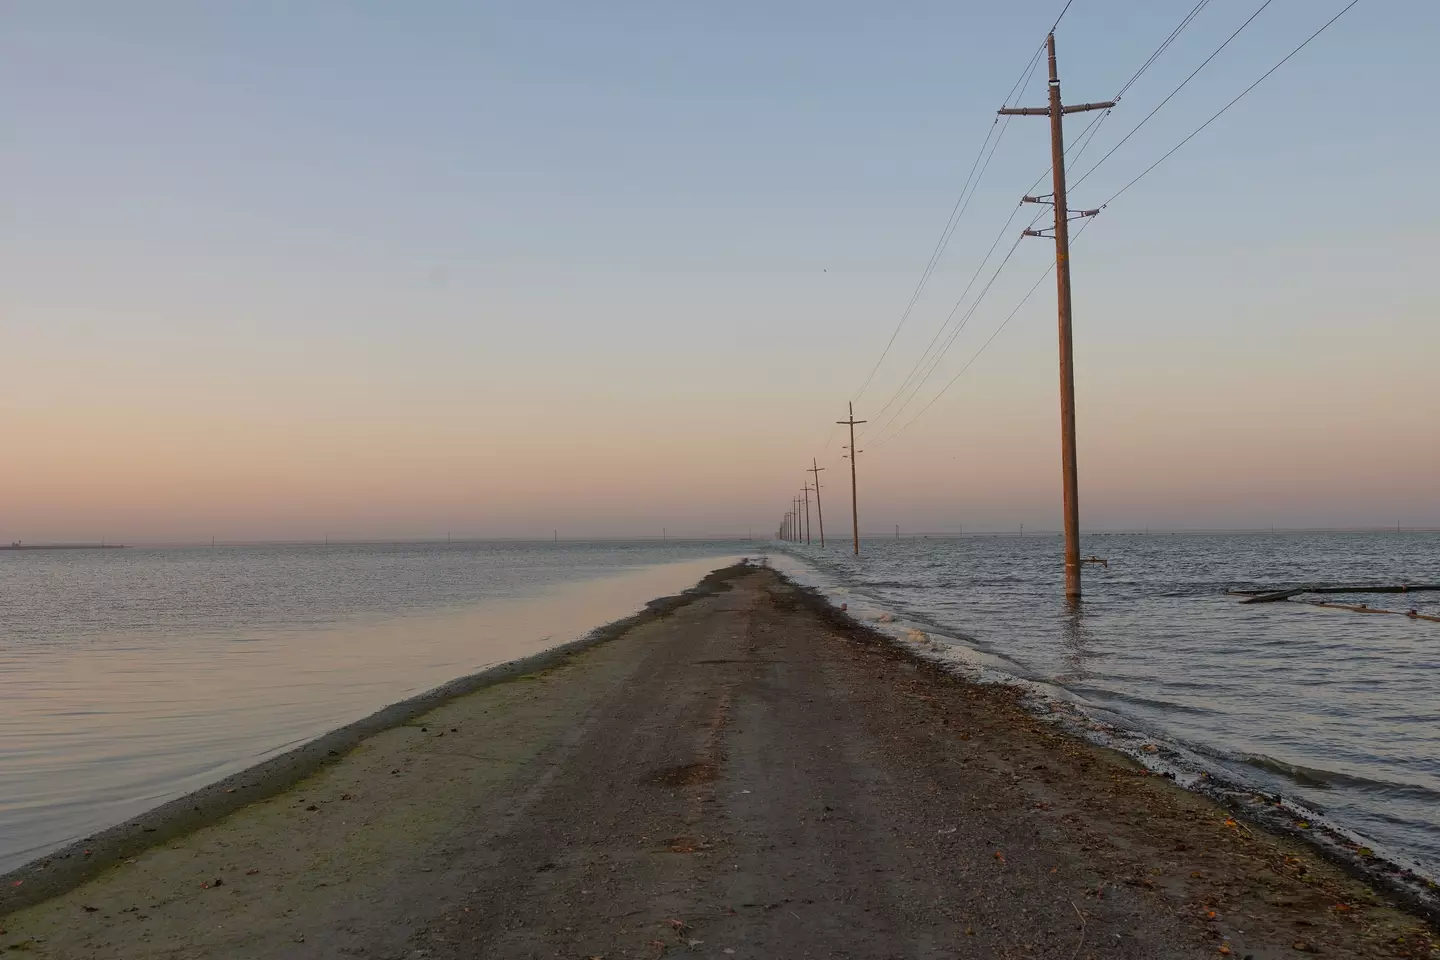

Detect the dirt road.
[{"left": 2, "top": 566, "right": 1433, "bottom": 958}]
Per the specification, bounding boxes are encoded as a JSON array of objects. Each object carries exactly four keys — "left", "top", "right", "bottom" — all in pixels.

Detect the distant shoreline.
[
  {"left": 0, "top": 543, "right": 126, "bottom": 551},
  {"left": 1, "top": 529, "right": 1435, "bottom": 550}
]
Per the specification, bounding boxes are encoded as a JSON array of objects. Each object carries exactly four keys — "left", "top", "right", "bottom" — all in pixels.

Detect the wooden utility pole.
[
  {"left": 837, "top": 402, "right": 867, "bottom": 557},
  {"left": 999, "top": 33, "right": 1112, "bottom": 602},
  {"left": 808, "top": 459, "right": 826, "bottom": 547},
  {"left": 802, "top": 484, "right": 812, "bottom": 545}
]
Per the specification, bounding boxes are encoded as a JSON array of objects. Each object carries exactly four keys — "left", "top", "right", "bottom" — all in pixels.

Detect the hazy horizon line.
[{"left": 4, "top": 526, "right": 1437, "bottom": 549}]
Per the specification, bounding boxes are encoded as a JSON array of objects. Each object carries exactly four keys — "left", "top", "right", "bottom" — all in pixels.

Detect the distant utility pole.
[
  {"left": 802, "top": 484, "right": 813, "bottom": 545},
  {"left": 999, "top": 33, "right": 1112, "bottom": 603},
  {"left": 895, "top": 524, "right": 899, "bottom": 539},
  {"left": 808, "top": 459, "right": 826, "bottom": 547},
  {"left": 837, "top": 402, "right": 867, "bottom": 557}
]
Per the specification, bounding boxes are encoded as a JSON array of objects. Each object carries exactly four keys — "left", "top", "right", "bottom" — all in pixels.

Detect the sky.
[{"left": 2, "top": 0, "right": 1436, "bottom": 541}]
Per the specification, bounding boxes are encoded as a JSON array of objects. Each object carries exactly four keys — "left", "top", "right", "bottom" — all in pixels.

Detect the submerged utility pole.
[
  {"left": 999, "top": 33, "right": 1113, "bottom": 603},
  {"left": 808, "top": 459, "right": 826, "bottom": 547},
  {"left": 837, "top": 402, "right": 867, "bottom": 557},
  {"left": 802, "top": 484, "right": 812, "bottom": 545}
]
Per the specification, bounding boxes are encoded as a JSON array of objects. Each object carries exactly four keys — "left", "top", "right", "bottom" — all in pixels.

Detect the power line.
[
  {"left": 866, "top": 0, "right": 1363, "bottom": 449},
  {"left": 1071, "top": 0, "right": 1279, "bottom": 191},
  {"left": 862, "top": 234, "right": 1025, "bottom": 442},
  {"left": 871, "top": 218, "right": 1099, "bottom": 450},
  {"left": 865, "top": 0, "right": 1243, "bottom": 442},
  {"left": 860, "top": 109, "right": 1110, "bottom": 442},
  {"left": 846, "top": 0, "right": 1086, "bottom": 431},
  {"left": 850, "top": 0, "right": 1080, "bottom": 407},
  {"left": 1115, "top": 0, "right": 1214, "bottom": 101},
  {"left": 857, "top": 0, "right": 1191, "bottom": 448},
  {"left": 1099, "top": 0, "right": 1362, "bottom": 209},
  {"left": 851, "top": 119, "right": 1004, "bottom": 402},
  {"left": 843, "top": 0, "right": 1210, "bottom": 454},
  {"left": 852, "top": 39, "right": 1048, "bottom": 405},
  {"left": 1050, "top": 0, "right": 1079, "bottom": 33}
]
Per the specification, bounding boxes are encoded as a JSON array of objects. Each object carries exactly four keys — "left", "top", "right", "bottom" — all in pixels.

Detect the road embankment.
[{"left": 1, "top": 565, "right": 1432, "bottom": 958}]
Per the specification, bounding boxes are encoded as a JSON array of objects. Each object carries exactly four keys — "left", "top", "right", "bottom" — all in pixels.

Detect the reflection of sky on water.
[{"left": 0, "top": 542, "right": 743, "bottom": 872}]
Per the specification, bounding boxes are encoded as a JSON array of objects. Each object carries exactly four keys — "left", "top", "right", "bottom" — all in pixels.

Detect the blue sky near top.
[{"left": 1, "top": 1, "right": 1435, "bottom": 538}]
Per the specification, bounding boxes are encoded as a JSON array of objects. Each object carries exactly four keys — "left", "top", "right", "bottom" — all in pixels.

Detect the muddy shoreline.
[
  {"left": 806, "top": 576, "right": 1440, "bottom": 927},
  {"left": 783, "top": 574, "right": 1440, "bottom": 930}
]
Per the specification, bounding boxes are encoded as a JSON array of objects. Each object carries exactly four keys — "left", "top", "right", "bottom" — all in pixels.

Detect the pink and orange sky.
[{"left": 3, "top": 3, "right": 1436, "bottom": 541}]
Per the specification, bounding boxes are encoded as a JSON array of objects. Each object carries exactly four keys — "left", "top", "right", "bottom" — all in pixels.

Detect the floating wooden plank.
[
  {"left": 1233, "top": 584, "right": 1440, "bottom": 603},
  {"left": 1307, "top": 584, "right": 1440, "bottom": 595},
  {"left": 1239, "top": 588, "right": 1309, "bottom": 604},
  {"left": 1305, "top": 600, "right": 1440, "bottom": 623}
]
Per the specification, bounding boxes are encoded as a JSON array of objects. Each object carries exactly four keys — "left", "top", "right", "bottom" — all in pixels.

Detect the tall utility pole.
[
  {"left": 802, "top": 484, "right": 812, "bottom": 545},
  {"left": 999, "top": 33, "right": 1113, "bottom": 603},
  {"left": 837, "top": 402, "right": 867, "bottom": 557},
  {"left": 808, "top": 459, "right": 826, "bottom": 547}
]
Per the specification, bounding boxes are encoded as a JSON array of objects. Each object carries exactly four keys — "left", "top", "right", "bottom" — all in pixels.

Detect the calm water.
[
  {"left": 0, "top": 541, "right": 744, "bottom": 872},
  {"left": 774, "top": 532, "right": 1440, "bottom": 878}
]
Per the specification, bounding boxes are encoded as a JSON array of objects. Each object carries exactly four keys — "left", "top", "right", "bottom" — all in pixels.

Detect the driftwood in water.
[
  {"left": 1307, "top": 584, "right": 1440, "bottom": 595},
  {"left": 1305, "top": 600, "right": 1440, "bottom": 623},
  {"left": 1234, "top": 584, "right": 1440, "bottom": 603}
]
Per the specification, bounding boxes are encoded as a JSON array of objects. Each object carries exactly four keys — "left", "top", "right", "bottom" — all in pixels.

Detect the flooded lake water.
[{"left": 0, "top": 541, "right": 744, "bottom": 872}]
